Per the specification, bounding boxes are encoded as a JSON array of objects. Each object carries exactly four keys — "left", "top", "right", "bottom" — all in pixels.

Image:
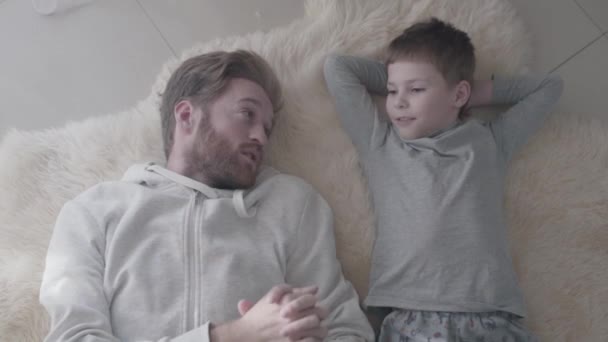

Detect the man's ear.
[
  {"left": 174, "top": 100, "right": 197, "bottom": 134},
  {"left": 453, "top": 80, "right": 472, "bottom": 109}
]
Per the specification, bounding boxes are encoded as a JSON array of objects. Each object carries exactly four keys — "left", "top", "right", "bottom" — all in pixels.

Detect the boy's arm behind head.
[
  {"left": 489, "top": 74, "right": 564, "bottom": 161},
  {"left": 324, "top": 54, "right": 390, "bottom": 154}
]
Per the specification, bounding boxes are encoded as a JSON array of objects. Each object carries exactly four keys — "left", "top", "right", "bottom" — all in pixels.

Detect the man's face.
[
  {"left": 386, "top": 60, "right": 462, "bottom": 140},
  {"left": 188, "top": 78, "right": 274, "bottom": 190}
]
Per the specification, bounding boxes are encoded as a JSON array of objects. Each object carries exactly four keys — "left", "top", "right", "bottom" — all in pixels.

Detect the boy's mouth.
[{"left": 395, "top": 116, "right": 416, "bottom": 126}]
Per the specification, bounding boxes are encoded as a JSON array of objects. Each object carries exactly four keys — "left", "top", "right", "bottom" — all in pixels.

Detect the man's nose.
[{"left": 250, "top": 125, "right": 268, "bottom": 146}]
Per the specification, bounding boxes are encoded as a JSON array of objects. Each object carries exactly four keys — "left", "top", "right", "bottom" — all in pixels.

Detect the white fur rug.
[{"left": 1, "top": 0, "right": 606, "bottom": 341}]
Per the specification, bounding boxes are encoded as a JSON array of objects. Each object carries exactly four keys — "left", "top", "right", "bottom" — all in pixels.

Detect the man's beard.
[{"left": 188, "top": 122, "right": 260, "bottom": 190}]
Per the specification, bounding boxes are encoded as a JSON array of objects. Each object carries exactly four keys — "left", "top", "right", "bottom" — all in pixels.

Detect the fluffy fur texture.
[{"left": 0, "top": 1, "right": 605, "bottom": 341}]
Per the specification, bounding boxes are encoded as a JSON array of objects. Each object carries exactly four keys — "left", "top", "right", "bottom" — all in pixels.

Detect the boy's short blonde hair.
[{"left": 386, "top": 18, "right": 475, "bottom": 87}]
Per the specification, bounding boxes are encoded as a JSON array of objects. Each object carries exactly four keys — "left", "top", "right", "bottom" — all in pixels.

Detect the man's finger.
[
  {"left": 281, "top": 305, "right": 329, "bottom": 322},
  {"left": 290, "top": 285, "right": 318, "bottom": 296},
  {"left": 237, "top": 299, "right": 254, "bottom": 316},
  {"left": 267, "top": 284, "right": 293, "bottom": 304},
  {"left": 280, "top": 292, "right": 296, "bottom": 306},
  {"left": 279, "top": 286, "right": 318, "bottom": 306},
  {"left": 280, "top": 314, "right": 321, "bottom": 339},
  {"left": 315, "top": 305, "right": 329, "bottom": 320},
  {"left": 279, "top": 294, "right": 317, "bottom": 318},
  {"left": 285, "top": 325, "right": 328, "bottom": 341}
]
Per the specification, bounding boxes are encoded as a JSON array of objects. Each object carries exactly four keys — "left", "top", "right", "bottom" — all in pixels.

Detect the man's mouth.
[{"left": 240, "top": 150, "right": 260, "bottom": 167}]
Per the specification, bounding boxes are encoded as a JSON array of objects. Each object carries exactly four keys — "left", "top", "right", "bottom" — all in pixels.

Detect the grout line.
[
  {"left": 572, "top": 0, "right": 604, "bottom": 34},
  {"left": 551, "top": 34, "right": 604, "bottom": 72},
  {"left": 135, "top": 0, "right": 178, "bottom": 58}
]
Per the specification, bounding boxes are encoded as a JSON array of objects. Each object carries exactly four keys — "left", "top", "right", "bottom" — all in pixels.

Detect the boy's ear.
[{"left": 453, "top": 80, "right": 472, "bottom": 108}]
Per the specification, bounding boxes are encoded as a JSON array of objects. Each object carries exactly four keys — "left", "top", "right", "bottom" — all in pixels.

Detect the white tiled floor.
[
  {"left": 556, "top": 35, "right": 608, "bottom": 119},
  {"left": 138, "top": 0, "right": 304, "bottom": 56},
  {"left": 0, "top": 0, "right": 304, "bottom": 134},
  {"left": 0, "top": 0, "right": 606, "bottom": 135},
  {"left": 0, "top": 0, "right": 174, "bottom": 132},
  {"left": 576, "top": 0, "right": 608, "bottom": 32},
  {"left": 508, "top": 0, "right": 608, "bottom": 125},
  {"left": 511, "top": 0, "right": 602, "bottom": 73}
]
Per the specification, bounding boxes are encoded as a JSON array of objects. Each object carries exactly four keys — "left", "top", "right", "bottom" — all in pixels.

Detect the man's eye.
[
  {"left": 411, "top": 88, "right": 425, "bottom": 93},
  {"left": 387, "top": 90, "right": 397, "bottom": 95},
  {"left": 240, "top": 110, "right": 254, "bottom": 118}
]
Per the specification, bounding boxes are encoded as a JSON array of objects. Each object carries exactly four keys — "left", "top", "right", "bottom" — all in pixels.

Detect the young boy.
[{"left": 324, "top": 18, "right": 563, "bottom": 341}]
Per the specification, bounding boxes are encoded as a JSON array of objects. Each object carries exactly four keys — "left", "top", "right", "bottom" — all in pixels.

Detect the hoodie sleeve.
[
  {"left": 284, "top": 190, "right": 375, "bottom": 342},
  {"left": 39, "top": 200, "right": 211, "bottom": 342}
]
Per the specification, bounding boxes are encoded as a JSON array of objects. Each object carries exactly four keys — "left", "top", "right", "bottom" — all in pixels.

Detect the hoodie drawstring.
[
  {"left": 145, "top": 164, "right": 254, "bottom": 218},
  {"left": 233, "top": 190, "right": 255, "bottom": 218}
]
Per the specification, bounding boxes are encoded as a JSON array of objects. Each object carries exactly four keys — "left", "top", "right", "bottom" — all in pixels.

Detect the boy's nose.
[{"left": 395, "top": 97, "right": 408, "bottom": 109}]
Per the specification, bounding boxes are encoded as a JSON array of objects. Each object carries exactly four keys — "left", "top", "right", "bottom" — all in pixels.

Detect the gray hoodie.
[{"left": 40, "top": 163, "right": 374, "bottom": 342}]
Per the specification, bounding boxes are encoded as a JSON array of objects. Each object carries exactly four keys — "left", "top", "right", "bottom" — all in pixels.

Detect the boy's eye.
[
  {"left": 411, "top": 88, "right": 425, "bottom": 93},
  {"left": 387, "top": 90, "right": 397, "bottom": 95}
]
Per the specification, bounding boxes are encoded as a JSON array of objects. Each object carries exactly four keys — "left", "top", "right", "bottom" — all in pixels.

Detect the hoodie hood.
[{"left": 122, "top": 162, "right": 279, "bottom": 218}]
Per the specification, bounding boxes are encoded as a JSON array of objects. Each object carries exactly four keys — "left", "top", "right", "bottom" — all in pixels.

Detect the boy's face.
[{"left": 386, "top": 59, "right": 467, "bottom": 140}]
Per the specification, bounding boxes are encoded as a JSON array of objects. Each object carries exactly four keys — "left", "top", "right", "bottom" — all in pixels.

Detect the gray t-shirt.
[{"left": 324, "top": 55, "right": 563, "bottom": 317}]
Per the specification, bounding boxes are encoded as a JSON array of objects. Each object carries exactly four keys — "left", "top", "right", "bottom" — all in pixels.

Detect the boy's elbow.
[
  {"left": 324, "top": 54, "right": 342, "bottom": 76},
  {"left": 324, "top": 54, "right": 348, "bottom": 90}
]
